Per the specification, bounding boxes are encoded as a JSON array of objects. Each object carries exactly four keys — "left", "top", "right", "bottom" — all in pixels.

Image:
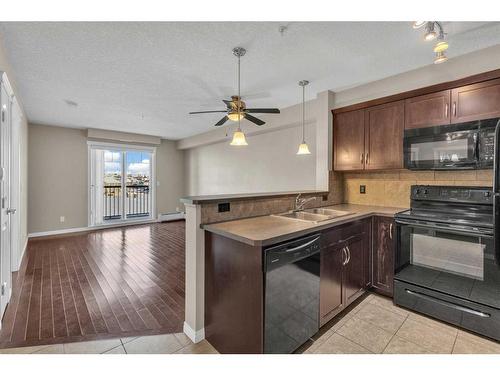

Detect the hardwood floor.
[{"left": 0, "top": 221, "right": 185, "bottom": 349}]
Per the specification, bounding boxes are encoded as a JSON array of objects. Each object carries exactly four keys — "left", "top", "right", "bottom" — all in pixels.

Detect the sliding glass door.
[{"left": 89, "top": 143, "right": 154, "bottom": 226}]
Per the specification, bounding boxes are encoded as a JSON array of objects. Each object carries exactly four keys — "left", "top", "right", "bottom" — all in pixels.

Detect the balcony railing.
[{"left": 103, "top": 185, "right": 150, "bottom": 220}]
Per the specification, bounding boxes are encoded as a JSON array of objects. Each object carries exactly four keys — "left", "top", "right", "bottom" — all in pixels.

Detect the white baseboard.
[
  {"left": 158, "top": 212, "right": 185, "bottom": 222},
  {"left": 18, "top": 237, "right": 28, "bottom": 269},
  {"left": 28, "top": 226, "right": 93, "bottom": 238},
  {"left": 28, "top": 219, "right": 159, "bottom": 238},
  {"left": 183, "top": 321, "right": 205, "bottom": 343}
]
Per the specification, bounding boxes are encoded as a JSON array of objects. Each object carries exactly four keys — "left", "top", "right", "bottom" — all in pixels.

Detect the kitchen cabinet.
[
  {"left": 451, "top": 78, "right": 500, "bottom": 123},
  {"left": 319, "top": 219, "right": 370, "bottom": 326},
  {"left": 333, "top": 109, "right": 365, "bottom": 171},
  {"left": 372, "top": 216, "right": 395, "bottom": 297},
  {"left": 333, "top": 102, "right": 404, "bottom": 171},
  {"left": 320, "top": 242, "right": 344, "bottom": 324},
  {"left": 405, "top": 90, "right": 451, "bottom": 129},
  {"left": 364, "top": 101, "right": 404, "bottom": 170}
]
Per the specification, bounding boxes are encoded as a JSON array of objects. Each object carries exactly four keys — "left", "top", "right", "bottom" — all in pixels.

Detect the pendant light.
[
  {"left": 230, "top": 47, "right": 248, "bottom": 146},
  {"left": 296, "top": 80, "right": 311, "bottom": 155}
]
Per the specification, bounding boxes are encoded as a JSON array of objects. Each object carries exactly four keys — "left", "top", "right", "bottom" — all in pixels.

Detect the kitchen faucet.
[{"left": 294, "top": 194, "right": 317, "bottom": 211}]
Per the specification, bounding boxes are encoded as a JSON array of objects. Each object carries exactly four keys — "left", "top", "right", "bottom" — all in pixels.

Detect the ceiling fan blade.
[
  {"left": 244, "top": 114, "right": 265, "bottom": 126},
  {"left": 245, "top": 108, "right": 280, "bottom": 114},
  {"left": 223, "top": 99, "right": 234, "bottom": 109},
  {"left": 189, "top": 110, "right": 227, "bottom": 114},
  {"left": 214, "top": 116, "right": 229, "bottom": 127}
]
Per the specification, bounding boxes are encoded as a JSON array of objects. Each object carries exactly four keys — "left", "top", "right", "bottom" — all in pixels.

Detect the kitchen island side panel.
[{"left": 205, "top": 231, "right": 264, "bottom": 354}]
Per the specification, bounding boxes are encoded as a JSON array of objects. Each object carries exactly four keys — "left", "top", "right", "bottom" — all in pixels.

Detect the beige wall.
[
  {"left": 28, "top": 125, "right": 88, "bottom": 233},
  {"left": 28, "top": 124, "right": 185, "bottom": 233},
  {"left": 156, "top": 139, "right": 185, "bottom": 214},
  {"left": 0, "top": 32, "right": 29, "bottom": 266}
]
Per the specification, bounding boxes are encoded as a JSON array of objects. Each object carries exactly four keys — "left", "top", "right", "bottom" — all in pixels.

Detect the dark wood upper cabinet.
[
  {"left": 364, "top": 100, "right": 404, "bottom": 170},
  {"left": 405, "top": 90, "right": 451, "bottom": 129},
  {"left": 451, "top": 78, "right": 500, "bottom": 123},
  {"left": 333, "top": 109, "right": 365, "bottom": 171},
  {"left": 372, "top": 216, "right": 395, "bottom": 297}
]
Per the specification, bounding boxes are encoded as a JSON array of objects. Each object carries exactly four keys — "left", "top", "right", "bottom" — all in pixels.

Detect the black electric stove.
[{"left": 394, "top": 185, "right": 500, "bottom": 342}]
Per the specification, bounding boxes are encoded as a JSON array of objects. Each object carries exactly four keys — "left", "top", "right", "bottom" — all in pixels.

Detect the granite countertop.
[
  {"left": 202, "top": 204, "right": 406, "bottom": 247},
  {"left": 180, "top": 190, "right": 328, "bottom": 204}
]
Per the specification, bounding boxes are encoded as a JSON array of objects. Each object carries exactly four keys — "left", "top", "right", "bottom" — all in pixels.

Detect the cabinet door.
[
  {"left": 451, "top": 78, "right": 500, "bottom": 123},
  {"left": 320, "top": 243, "right": 344, "bottom": 326},
  {"left": 333, "top": 109, "right": 365, "bottom": 171},
  {"left": 405, "top": 90, "right": 451, "bottom": 129},
  {"left": 364, "top": 101, "right": 404, "bottom": 170},
  {"left": 343, "top": 234, "right": 367, "bottom": 307},
  {"left": 372, "top": 216, "right": 395, "bottom": 297}
]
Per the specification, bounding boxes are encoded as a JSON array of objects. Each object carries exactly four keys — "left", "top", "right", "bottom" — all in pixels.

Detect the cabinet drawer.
[
  {"left": 394, "top": 280, "right": 500, "bottom": 342},
  {"left": 321, "top": 220, "right": 367, "bottom": 248}
]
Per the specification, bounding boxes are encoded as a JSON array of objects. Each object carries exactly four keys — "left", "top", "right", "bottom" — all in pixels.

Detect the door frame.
[
  {"left": 87, "top": 141, "right": 156, "bottom": 227},
  {"left": 0, "top": 72, "right": 15, "bottom": 324},
  {"left": 10, "top": 96, "right": 22, "bottom": 272}
]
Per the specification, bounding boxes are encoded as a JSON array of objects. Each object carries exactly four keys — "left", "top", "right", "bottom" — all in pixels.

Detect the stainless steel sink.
[
  {"left": 273, "top": 208, "right": 353, "bottom": 223},
  {"left": 305, "top": 208, "right": 353, "bottom": 218},
  {"left": 273, "top": 211, "right": 331, "bottom": 223}
]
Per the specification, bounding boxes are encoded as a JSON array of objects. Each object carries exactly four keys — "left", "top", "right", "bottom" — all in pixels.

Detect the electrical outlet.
[
  {"left": 360, "top": 185, "right": 366, "bottom": 194},
  {"left": 60, "top": 216, "right": 65, "bottom": 223},
  {"left": 218, "top": 202, "right": 230, "bottom": 213}
]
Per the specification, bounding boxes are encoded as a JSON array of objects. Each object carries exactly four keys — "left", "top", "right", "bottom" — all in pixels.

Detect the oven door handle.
[
  {"left": 395, "top": 218, "right": 493, "bottom": 237},
  {"left": 405, "top": 289, "right": 491, "bottom": 318}
]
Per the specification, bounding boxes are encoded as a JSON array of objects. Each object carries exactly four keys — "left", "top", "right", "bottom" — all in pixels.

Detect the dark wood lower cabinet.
[
  {"left": 319, "top": 218, "right": 371, "bottom": 326},
  {"left": 372, "top": 216, "right": 395, "bottom": 297},
  {"left": 320, "top": 243, "right": 344, "bottom": 325}
]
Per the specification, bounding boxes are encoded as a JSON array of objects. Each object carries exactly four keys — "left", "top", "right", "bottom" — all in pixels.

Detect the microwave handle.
[{"left": 473, "top": 132, "right": 479, "bottom": 160}]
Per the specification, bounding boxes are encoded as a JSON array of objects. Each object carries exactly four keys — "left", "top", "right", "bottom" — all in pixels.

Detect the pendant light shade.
[
  {"left": 296, "top": 80, "right": 311, "bottom": 156},
  {"left": 230, "top": 129, "right": 248, "bottom": 146},
  {"left": 297, "top": 142, "right": 311, "bottom": 155}
]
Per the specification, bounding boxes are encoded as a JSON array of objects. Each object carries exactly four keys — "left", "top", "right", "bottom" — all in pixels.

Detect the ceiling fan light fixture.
[
  {"left": 230, "top": 129, "right": 248, "bottom": 146},
  {"left": 297, "top": 142, "right": 311, "bottom": 155},
  {"left": 433, "top": 40, "right": 449, "bottom": 53},
  {"left": 424, "top": 22, "right": 437, "bottom": 41},
  {"left": 434, "top": 51, "right": 448, "bottom": 64},
  {"left": 413, "top": 21, "right": 427, "bottom": 29},
  {"left": 227, "top": 111, "right": 244, "bottom": 121}
]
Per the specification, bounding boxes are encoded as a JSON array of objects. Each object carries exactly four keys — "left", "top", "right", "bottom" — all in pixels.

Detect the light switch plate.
[{"left": 360, "top": 185, "right": 366, "bottom": 194}]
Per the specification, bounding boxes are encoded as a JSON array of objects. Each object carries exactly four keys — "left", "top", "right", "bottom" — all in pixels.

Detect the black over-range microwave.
[{"left": 404, "top": 118, "right": 500, "bottom": 170}]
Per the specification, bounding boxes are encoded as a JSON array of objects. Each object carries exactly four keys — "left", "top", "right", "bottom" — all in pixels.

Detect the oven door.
[
  {"left": 394, "top": 219, "right": 500, "bottom": 310},
  {"left": 404, "top": 127, "right": 478, "bottom": 170}
]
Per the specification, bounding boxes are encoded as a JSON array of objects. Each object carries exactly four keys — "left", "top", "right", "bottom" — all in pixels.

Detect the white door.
[{"left": 0, "top": 82, "right": 12, "bottom": 320}]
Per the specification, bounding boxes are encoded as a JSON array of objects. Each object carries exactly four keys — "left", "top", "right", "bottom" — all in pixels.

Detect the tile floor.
[
  {"left": 1, "top": 293, "right": 499, "bottom": 354},
  {"left": 304, "top": 294, "right": 500, "bottom": 354},
  {"left": 0, "top": 332, "right": 218, "bottom": 354}
]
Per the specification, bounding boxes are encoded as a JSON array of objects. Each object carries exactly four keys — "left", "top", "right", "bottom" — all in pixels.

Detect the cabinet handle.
[
  {"left": 360, "top": 153, "right": 364, "bottom": 164},
  {"left": 342, "top": 247, "right": 348, "bottom": 266},
  {"left": 445, "top": 103, "right": 449, "bottom": 118},
  {"left": 366, "top": 153, "right": 369, "bottom": 165},
  {"left": 345, "top": 245, "right": 351, "bottom": 264},
  {"left": 389, "top": 223, "right": 393, "bottom": 240},
  {"left": 453, "top": 102, "right": 457, "bottom": 117}
]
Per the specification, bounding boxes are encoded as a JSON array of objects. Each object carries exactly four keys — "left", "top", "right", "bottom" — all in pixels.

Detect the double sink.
[{"left": 273, "top": 208, "right": 353, "bottom": 223}]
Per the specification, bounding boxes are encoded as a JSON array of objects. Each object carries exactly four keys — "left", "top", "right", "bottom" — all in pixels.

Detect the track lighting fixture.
[{"left": 413, "top": 22, "right": 449, "bottom": 64}]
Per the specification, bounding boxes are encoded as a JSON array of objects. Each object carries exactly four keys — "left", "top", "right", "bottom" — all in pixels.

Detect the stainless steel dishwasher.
[{"left": 264, "top": 234, "right": 321, "bottom": 354}]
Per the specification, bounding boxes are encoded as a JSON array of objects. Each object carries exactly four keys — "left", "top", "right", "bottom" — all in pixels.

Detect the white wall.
[
  {"left": 184, "top": 99, "right": 318, "bottom": 196},
  {"left": 185, "top": 123, "right": 316, "bottom": 195}
]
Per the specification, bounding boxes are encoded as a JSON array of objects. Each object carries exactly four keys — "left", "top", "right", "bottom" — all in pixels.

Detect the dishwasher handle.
[{"left": 264, "top": 235, "right": 320, "bottom": 272}]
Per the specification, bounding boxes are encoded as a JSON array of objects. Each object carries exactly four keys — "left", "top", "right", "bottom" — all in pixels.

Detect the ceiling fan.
[{"left": 189, "top": 47, "right": 280, "bottom": 127}]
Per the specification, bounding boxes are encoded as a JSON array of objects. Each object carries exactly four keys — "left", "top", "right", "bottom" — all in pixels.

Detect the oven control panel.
[{"left": 411, "top": 185, "right": 493, "bottom": 204}]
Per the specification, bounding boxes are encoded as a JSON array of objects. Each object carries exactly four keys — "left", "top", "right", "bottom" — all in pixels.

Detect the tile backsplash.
[
  {"left": 200, "top": 171, "right": 344, "bottom": 224},
  {"left": 343, "top": 169, "right": 493, "bottom": 208}
]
